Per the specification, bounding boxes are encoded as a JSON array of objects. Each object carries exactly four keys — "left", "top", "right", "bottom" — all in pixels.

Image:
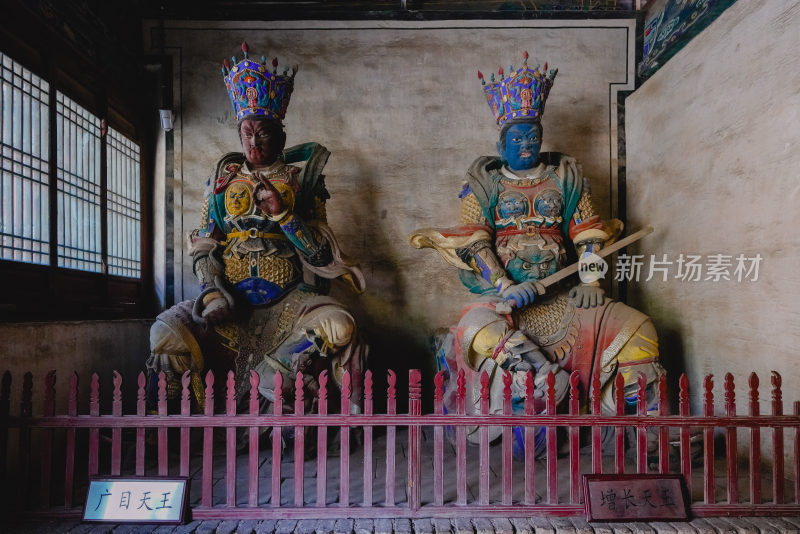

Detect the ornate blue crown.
[
  {"left": 479, "top": 51, "right": 557, "bottom": 127},
  {"left": 221, "top": 42, "right": 297, "bottom": 122}
]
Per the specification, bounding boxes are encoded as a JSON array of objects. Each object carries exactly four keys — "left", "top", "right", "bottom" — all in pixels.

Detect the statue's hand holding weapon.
[
  {"left": 193, "top": 283, "right": 235, "bottom": 325},
  {"left": 568, "top": 284, "right": 604, "bottom": 309},
  {"left": 493, "top": 331, "right": 570, "bottom": 404},
  {"left": 189, "top": 231, "right": 236, "bottom": 325},
  {"left": 201, "top": 292, "right": 231, "bottom": 322},
  {"left": 494, "top": 277, "right": 544, "bottom": 315},
  {"left": 499, "top": 280, "right": 542, "bottom": 311}
]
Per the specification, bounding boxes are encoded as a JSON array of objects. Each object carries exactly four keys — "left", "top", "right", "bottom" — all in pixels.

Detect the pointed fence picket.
[{"left": 1, "top": 367, "right": 799, "bottom": 520}]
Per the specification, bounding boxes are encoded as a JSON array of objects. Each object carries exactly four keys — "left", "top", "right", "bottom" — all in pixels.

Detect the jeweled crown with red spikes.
[
  {"left": 478, "top": 51, "right": 557, "bottom": 128},
  {"left": 221, "top": 42, "right": 297, "bottom": 122}
]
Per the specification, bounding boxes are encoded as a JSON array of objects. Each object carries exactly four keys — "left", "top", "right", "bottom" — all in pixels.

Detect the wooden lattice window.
[
  {"left": 0, "top": 47, "right": 148, "bottom": 319},
  {"left": 106, "top": 126, "right": 141, "bottom": 278},
  {"left": 0, "top": 51, "right": 50, "bottom": 265},
  {"left": 55, "top": 90, "right": 102, "bottom": 272}
]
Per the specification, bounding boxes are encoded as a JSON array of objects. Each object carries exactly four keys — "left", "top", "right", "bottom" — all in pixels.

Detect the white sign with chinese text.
[{"left": 83, "top": 478, "right": 188, "bottom": 523}]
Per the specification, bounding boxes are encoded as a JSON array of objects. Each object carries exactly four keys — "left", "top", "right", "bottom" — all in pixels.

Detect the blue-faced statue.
[
  {"left": 497, "top": 120, "right": 542, "bottom": 172},
  {"left": 411, "top": 53, "right": 664, "bottom": 458}
]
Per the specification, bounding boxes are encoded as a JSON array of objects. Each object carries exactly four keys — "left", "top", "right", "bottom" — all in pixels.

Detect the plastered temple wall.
[
  {"left": 148, "top": 19, "right": 635, "bottom": 373},
  {"left": 0, "top": 320, "right": 151, "bottom": 414},
  {"left": 626, "top": 1, "right": 800, "bottom": 417}
]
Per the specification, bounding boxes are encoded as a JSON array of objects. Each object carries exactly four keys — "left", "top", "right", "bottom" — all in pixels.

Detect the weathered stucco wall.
[
  {"left": 147, "top": 19, "right": 635, "bottom": 373},
  {"left": 626, "top": 1, "right": 800, "bottom": 414},
  {"left": 0, "top": 320, "right": 152, "bottom": 413}
]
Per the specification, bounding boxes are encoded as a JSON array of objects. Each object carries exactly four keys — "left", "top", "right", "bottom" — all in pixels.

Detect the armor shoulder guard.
[
  {"left": 283, "top": 142, "right": 330, "bottom": 185},
  {"left": 212, "top": 152, "right": 247, "bottom": 194},
  {"left": 543, "top": 152, "right": 580, "bottom": 177},
  {"left": 465, "top": 156, "right": 502, "bottom": 227},
  {"left": 283, "top": 142, "right": 331, "bottom": 217}
]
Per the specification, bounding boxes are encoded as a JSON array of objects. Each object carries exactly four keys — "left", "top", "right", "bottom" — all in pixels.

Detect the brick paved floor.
[{"left": 4, "top": 515, "right": 800, "bottom": 533}]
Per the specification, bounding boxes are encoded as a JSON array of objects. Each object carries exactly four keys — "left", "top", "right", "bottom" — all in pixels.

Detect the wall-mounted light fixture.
[{"left": 159, "top": 109, "right": 174, "bottom": 131}]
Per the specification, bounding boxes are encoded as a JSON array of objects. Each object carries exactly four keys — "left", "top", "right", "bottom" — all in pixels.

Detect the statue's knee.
[
  {"left": 457, "top": 306, "right": 515, "bottom": 369},
  {"left": 148, "top": 321, "right": 191, "bottom": 373},
  {"left": 313, "top": 309, "right": 356, "bottom": 348},
  {"left": 472, "top": 321, "right": 511, "bottom": 358},
  {"left": 150, "top": 321, "right": 189, "bottom": 354},
  {"left": 635, "top": 319, "right": 659, "bottom": 355},
  {"left": 460, "top": 319, "right": 509, "bottom": 369}
]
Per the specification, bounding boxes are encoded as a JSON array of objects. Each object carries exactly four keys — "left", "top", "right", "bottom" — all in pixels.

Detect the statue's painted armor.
[
  {"left": 208, "top": 163, "right": 303, "bottom": 303},
  {"left": 457, "top": 153, "right": 603, "bottom": 291},
  {"left": 200, "top": 146, "right": 330, "bottom": 305},
  {"left": 413, "top": 153, "right": 663, "bottom": 456}
]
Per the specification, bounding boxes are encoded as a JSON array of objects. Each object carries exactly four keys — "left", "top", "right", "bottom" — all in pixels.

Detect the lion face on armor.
[
  {"left": 225, "top": 181, "right": 253, "bottom": 217},
  {"left": 506, "top": 245, "right": 559, "bottom": 283}
]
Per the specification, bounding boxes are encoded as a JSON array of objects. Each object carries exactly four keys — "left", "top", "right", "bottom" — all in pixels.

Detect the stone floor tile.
[
  {"left": 296, "top": 520, "right": 319, "bottom": 534},
  {"left": 235, "top": 520, "right": 261, "bottom": 534},
  {"left": 509, "top": 518, "right": 533, "bottom": 534},
  {"left": 393, "top": 518, "right": 412, "bottom": 534},
  {"left": 629, "top": 523, "right": 656, "bottom": 534},
  {"left": 646, "top": 522, "right": 677, "bottom": 534},
  {"left": 735, "top": 517, "right": 776, "bottom": 534},
  {"left": 453, "top": 517, "right": 475, "bottom": 534},
  {"left": 489, "top": 518, "right": 513, "bottom": 534},
  {"left": 586, "top": 523, "right": 614, "bottom": 534},
  {"left": 547, "top": 518, "right": 576, "bottom": 534},
  {"left": 276, "top": 520, "right": 299, "bottom": 534},
  {"left": 687, "top": 518, "right": 722, "bottom": 534},
  {"left": 665, "top": 522, "right": 696, "bottom": 534},
  {"left": 706, "top": 517, "right": 742, "bottom": 534},
  {"left": 715, "top": 517, "right": 758, "bottom": 534},
  {"left": 761, "top": 517, "right": 800, "bottom": 533},
  {"left": 195, "top": 521, "right": 221, "bottom": 534},
  {"left": 374, "top": 519, "right": 393, "bottom": 534},
  {"left": 108, "top": 526, "right": 141, "bottom": 534},
  {"left": 354, "top": 520, "right": 374, "bottom": 534},
  {"left": 334, "top": 519, "right": 355, "bottom": 534},
  {"left": 567, "top": 517, "right": 594, "bottom": 534},
  {"left": 120, "top": 526, "right": 160, "bottom": 534},
  {"left": 173, "top": 520, "right": 205, "bottom": 534},
  {"left": 217, "top": 520, "right": 240, "bottom": 534},
  {"left": 527, "top": 517, "right": 555, "bottom": 534},
  {"left": 783, "top": 517, "right": 800, "bottom": 530},
  {"left": 472, "top": 518, "right": 494, "bottom": 534},
  {"left": 315, "top": 520, "right": 336, "bottom": 534},
  {"left": 432, "top": 518, "right": 453, "bottom": 534},
  {"left": 255, "top": 520, "right": 278, "bottom": 534},
  {"left": 66, "top": 524, "right": 101, "bottom": 534},
  {"left": 413, "top": 518, "right": 434, "bottom": 534}
]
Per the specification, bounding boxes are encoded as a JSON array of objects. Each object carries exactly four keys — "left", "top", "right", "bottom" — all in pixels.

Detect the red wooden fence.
[{"left": 1, "top": 367, "right": 799, "bottom": 520}]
